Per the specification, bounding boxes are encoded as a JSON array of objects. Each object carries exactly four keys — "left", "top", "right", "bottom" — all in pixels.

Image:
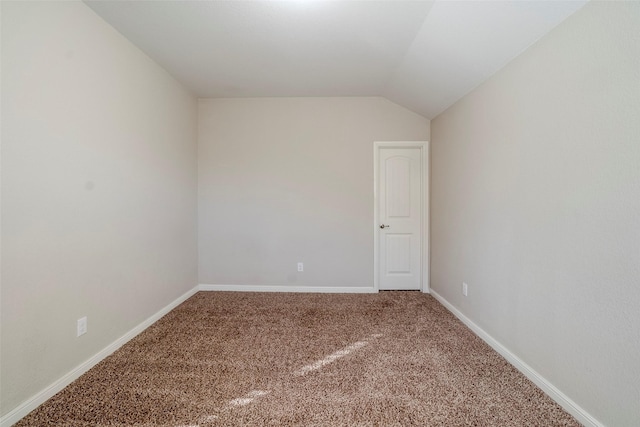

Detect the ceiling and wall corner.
[{"left": 84, "top": 0, "right": 587, "bottom": 119}]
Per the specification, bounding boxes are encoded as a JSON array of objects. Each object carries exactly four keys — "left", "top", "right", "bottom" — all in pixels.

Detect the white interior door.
[{"left": 376, "top": 145, "right": 424, "bottom": 291}]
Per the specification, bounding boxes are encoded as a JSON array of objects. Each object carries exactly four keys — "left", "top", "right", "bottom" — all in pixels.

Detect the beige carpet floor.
[{"left": 17, "top": 291, "right": 580, "bottom": 426}]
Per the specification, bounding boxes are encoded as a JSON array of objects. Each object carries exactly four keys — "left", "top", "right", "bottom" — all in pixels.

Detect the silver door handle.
[{"left": 380, "top": 224, "right": 390, "bottom": 229}]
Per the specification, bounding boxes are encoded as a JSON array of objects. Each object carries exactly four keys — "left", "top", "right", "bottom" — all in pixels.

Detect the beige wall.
[
  {"left": 1, "top": 1, "right": 198, "bottom": 416},
  {"left": 430, "top": 2, "right": 640, "bottom": 426},
  {"left": 198, "top": 97, "right": 429, "bottom": 288}
]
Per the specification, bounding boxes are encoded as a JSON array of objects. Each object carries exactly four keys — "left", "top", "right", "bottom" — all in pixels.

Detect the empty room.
[{"left": 1, "top": 0, "right": 638, "bottom": 426}]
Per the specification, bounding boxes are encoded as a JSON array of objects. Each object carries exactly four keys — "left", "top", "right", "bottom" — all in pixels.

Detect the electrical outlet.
[
  {"left": 297, "top": 262, "right": 304, "bottom": 272},
  {"left": 77, "top": 317, "right": 87, "bottom": 337},
  {"left": 462, "top": 282, "right": 468, "bottom": 297}
]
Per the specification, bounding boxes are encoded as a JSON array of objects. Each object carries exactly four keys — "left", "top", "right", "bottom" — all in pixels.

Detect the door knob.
[{"left": 380, "top": 224, "right": 390, "bottom": 229}]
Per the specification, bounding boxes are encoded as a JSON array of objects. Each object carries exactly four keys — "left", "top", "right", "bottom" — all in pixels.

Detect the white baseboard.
[
  {"left": 0, "top": 286, "right": 199, "bottom": 427},
  {"left": 430, "top": 290, "right": 604, "bottom": 427},
  {"left": 199, "top": 284, "right": 377, "bottom": 293}
]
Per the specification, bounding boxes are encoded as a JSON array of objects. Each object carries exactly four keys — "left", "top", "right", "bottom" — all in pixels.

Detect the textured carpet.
[{"left": 16, "top": 292, "right": 580, "bottom": 426}]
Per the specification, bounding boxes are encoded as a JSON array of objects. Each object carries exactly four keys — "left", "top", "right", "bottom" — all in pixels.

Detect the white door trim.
[{"left": 373, "top": 141, "right": 429, "bottom": 293}]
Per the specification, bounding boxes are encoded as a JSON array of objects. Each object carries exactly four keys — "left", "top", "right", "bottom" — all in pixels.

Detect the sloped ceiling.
[{"left": 85, "top": 0, "right": 587, "bottom": 119}]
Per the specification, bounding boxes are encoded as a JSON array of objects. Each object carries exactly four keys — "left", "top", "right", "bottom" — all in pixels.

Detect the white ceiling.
[{"left": 85, "top": 0, "right": 587, "bottom": 119}]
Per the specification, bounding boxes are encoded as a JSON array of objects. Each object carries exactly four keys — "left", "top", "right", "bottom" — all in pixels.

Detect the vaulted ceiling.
[{"left": 85, "top": 0, "right": 587, "bottom": 119}]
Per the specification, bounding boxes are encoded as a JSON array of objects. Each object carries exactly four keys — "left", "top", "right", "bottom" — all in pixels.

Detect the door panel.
[
  {"left": 386, "top": 157, "right": 412, "bottom": 218},
  {"left": 385, "top": 234, "right": 412, "bottom": 274},
  {"left": 378, "top": 147, "right": 422, "bottom": 290}
]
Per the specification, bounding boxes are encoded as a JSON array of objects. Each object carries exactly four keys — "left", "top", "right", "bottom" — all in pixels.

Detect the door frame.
[{"left": 373, "top": 141, "right": 429, "bottom": 293}]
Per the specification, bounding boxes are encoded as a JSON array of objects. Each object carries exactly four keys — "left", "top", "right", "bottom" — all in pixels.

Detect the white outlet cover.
[
  {"left": 462, "top": 282, "right": 468, "bottom": 297},
  {"left": 77, "top": 317, "right": 87, "bottom": 337},
  {"left": 297, "top": 262, "right": 304, "bottom": 272}
]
